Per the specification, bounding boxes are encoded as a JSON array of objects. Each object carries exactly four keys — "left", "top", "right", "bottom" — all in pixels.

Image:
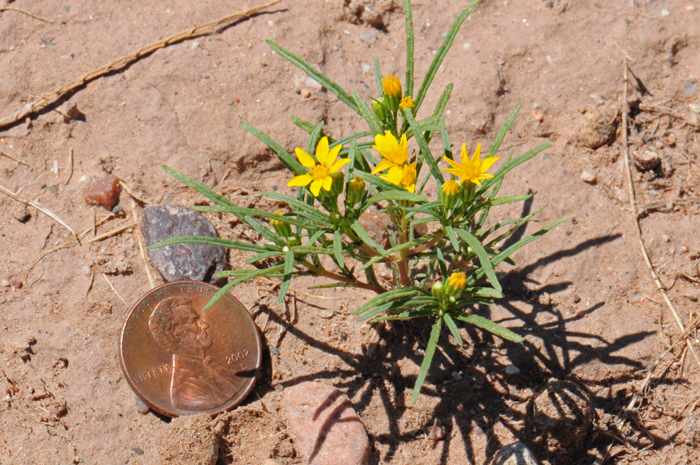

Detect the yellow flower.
[
  {"left": 380, "top": 163, "right": 417, "bottom": 193},
  {"left": 371, "top": 131, "right": 408, "bottom": 175},
  {"left": 270, "top": 210, "right": 292, "bottom": 237},
  {"left": 399, "top": 96, "right": 414, "bottom": 111},
  {"left": 443, "top": 143, "right": 499, "bottom": 187},
  {"left": 445, "top": 272, "right": 466, "bottom": 297},
  {"left": 288, "top": 137, "right": 350, "bottom": 196},
  {"left": 382, "top": 74, "right": 402, "bottom": 98}
]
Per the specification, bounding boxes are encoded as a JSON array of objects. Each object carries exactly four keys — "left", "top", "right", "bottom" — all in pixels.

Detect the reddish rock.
[
  {"left": 83, "top": 174, "right": 121, "bottom": 210},
  {"left": 282, "top": 382, "right": 370, "bottom": 465}
]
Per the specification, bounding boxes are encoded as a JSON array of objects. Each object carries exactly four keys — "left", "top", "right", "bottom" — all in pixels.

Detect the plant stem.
[
  {"left": 407, "top": 232, "right": 444, "bottom": 257},
  {"left": 300, "top": 260, "right": 385, "bottom": 294},
  {"left": 397, "top": 231, "right": 411, "bottom": 286}
]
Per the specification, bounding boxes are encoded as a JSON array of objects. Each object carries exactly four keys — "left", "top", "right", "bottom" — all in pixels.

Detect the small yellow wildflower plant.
[{"left": 156, "top": 0, "right": 565, "bottom": 404}]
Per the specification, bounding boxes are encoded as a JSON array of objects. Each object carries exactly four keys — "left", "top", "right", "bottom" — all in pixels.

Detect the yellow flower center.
[
  {"left": 382, "top": 74, "right": 402, "bottom": 98},
  {"left": 400, "top": 96, "right": 414, "bottom": 110},
  {"left": 311, "top": 165, "right": 329, "bottom": 181}
]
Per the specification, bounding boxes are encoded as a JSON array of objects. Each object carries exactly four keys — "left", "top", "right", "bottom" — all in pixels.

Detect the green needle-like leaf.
[
  {"left": 414, "top": 0, "right": 480, "bottom": 113},
  {"left": 352, "top": 90, "right": 383, "bottom": 133},
  {"left": 404, "top": 0, "right": 415, "bottom": 98},
  {"left": 444, "top": 226, "right": 460, "bottom": 252},
  {"left": 349, "top": 219, "right": 386, "bottom": 253},
  {"left": 456, "top": 229, "right": 501, "bottom": 292},
  {"left": 307, "top": 121, "right": 325, "bottom": 156},
  {"left": 149, "top": 236, "right": 266, "bottom": 252},
  {"left": 411, "top": 316, "right": 443, "bottom": 405},
  {"left": 333, "top": 230, "right": 346, "bottom": 269},
  {"left": 452, "top": 313, "right": 524, "bottom": 343},
  {"left": 278, "top": 248, "right": 295, "bottom": 304},
  {"left": 405, "top": 109, "right": 443, "bottom": 186},
  {"left": 267, "top": 40, "right": 357, "bottom": 111},
  {"left": 240, "top": 122, "right": 304, "bottom": 174},
  {"left": 487, "top": 103, "right": 521, "bottom": 158},
  {"left": 353, "top": 286, "right": 426, "bottom": 315},
  {"left": 163, "top": 166, "right": 235, "bottom": 208},
  {"left": 443, "top": 313, "right": 463, "bottom": 345},
  {"left": 374, "top": 58, "right": 384, "bottom": 97}
]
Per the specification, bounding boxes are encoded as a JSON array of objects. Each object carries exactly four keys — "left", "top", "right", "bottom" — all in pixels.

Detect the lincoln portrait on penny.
[{"left": 149, "top": 296, "right": 237, "bottom": 411}]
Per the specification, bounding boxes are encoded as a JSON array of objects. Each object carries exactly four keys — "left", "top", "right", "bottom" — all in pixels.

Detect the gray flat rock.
[{"left": 142, "top": 205, "right": 227, "bottom": 282}]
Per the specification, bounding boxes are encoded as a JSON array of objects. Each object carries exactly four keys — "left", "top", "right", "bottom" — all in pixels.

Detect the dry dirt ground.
[{"left": 1, "top": 0, "right": 700, "bottom": 464}]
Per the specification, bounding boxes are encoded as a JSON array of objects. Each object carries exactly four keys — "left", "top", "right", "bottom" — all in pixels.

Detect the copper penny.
[{"left": 119, "top": 281, "right": 261, "bottom": 417}]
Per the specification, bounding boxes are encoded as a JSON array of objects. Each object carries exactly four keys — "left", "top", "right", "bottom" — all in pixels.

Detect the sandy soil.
[{"left": 1, "top": 0, "right": 700, "bottom": 463}]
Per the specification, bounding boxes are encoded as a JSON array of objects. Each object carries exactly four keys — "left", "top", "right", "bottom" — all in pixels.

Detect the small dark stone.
[
  {"left": 13, "top": 203, "right": 30, "bottom": 223},
  {"left": 141, "top": 205, "right": 227, "bottom": 283},
  {"left": 546, "top": 1, "right": 554, "bottom": 7},
  {"left": 130, "top": 447, "right": 144, "bottom": 456},
  {"left": 339, "top": 331, "right": 348, "bottom": 340},
  {"left": 270, "top": 347, "right": 279, "bottom": 356},
  {"left": 64, "top": 101, "right": 86, "bottom": 122},
  {"left": 112, "top": 205, "right": 123, "bottom": 214}
]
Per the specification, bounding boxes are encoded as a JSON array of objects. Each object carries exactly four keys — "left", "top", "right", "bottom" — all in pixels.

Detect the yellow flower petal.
[
  {"left": 385, "top": 166, "right": 404, "bottom": 185},
  {"left": 316, "top": 137, "right": 330, "bottom": 164},
  {"left": 469, "top": 143, "right": 482, "bottom": 164},
  {"left": 326, "top": 144, "right": 342, "bottom": 167},
  {"left": 295, "top": 148, "right": 316, "bottom": 169},
  {"left": 288, "top": 174, "right": 313, "bottom": 187},
  {"left": 479, "top": 156, "right": 500, "bottom": 173},
  {"left": 371, "top": 159, "right": 396, "bottom": 175},
  {"left": 310, "top": 179, "right": 323, "bottom": 196},
  {"left": 322, "top": 176, "right": 333, "bottom": 191},
  {"left": 329, "top": 157, "right": 351, "bottom": 173},
  {"left": 444, "top": 156, "right": 462, "bottom": 169}
]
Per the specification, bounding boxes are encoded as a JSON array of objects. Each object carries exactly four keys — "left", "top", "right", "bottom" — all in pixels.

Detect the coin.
[{"left": 119, "top": 281, "right": 261, "bottom": 417}]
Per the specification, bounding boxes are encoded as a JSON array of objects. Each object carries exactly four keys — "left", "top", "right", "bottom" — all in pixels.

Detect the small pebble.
[
  {"left": 677, "top": 245, "right": 689, "bottom": 254},
  {"left": 493, "top": 442, "right": 540, "bottom": 465},
  {"left": 428, "top": 424, "right": 445, "bottom": 441},
  {"left": 12, "top": 203, "right": 30, "bottom": 223},
  {"left": 300, "top": 89, "right": 311, "bottom": 98},
  {"left": 191, "top": 41, "right": 200, "bottom": 49},
  {"left": 83, "top": 174, "right": 121, "bottom": 210},
  {"left": 359, "top": 33, "right": 376, "bottom": 43},
  {"left": 270, "top": 347, "right": 279, "bottom": 356},
  {"left": 319, "top": 309, "right": 334, "bottom": 319},
  {"left": 274, "top": 384, "right": 284, "bottom": 392},
  {"left": 634, "top": 149, "right": 660, "bottom": 171},
  {"left": 1, "top": 280, "right": 10, "bottom": 287},
  {"left": 538, "top": 292, "right": 551, "bottom": 306},
  {"left": 505, "top": 365, "right": 521, "bottom": 375},
  {"left": 590, "top": 93, "right": 605, "bottom": 104},
  {"left": 463, "top": 42, "right": 471, "bottom": 50},
  {"left": 572, "top": 295, "right": 581, "bottom": 303},
  {"left": 661, "top": 9, "right": 670, "bottom": 16},
  {"left": 9, "top": 278, "right": 21, "bottom": 289},
  {"left": 267, "top": 20, "right": 275, "bottom": 27},
  {"left": 414, "top": 348, "right": 425, "bottom": 356},
  {"left": 262, "top": 460, "right": 283, "bottom": 465},
  {"left": 546, "top": 1, "right": 554, "bottom": 7},
  {"left": 130, "top": 448, "right": 144, "bottom": 456},
  {"left": 361, "top": 62, "right": 371, "bottom": 73},
  {"left": 580, "top": 170, "right": 597, "bottom": 184},
  {"left": 661, "top": 234, "right": 670, "bottom": 242},
  {"left": 135, "top": 396, "right": 150, "bottom": 414},
  {"left": 451, "top": 371, "right": 462, "bottom": 381},
  {"left": 339, "top": 331, "right": 347, "bottom": 340},
  {"left": 532, "top": 109, "right": 544, "bottom": 122},
  {"left": 112, "top": 205, "right": 123, "bottom": 214}
]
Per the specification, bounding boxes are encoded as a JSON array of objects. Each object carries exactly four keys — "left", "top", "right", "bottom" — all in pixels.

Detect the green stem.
[
  {"left": 406, "top": 232, "right": 444, "bottom": 257},
  {"left": 300, "top": 260, "right": 385, "bottom": 294},
  {"left": 397, "top": 231, "right": 411, "bottom": 286}
]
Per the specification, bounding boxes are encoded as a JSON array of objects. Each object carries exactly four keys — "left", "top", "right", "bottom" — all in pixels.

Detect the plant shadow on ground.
[{"left": 225, "top": 228, "right": 660, "bottom": 465}]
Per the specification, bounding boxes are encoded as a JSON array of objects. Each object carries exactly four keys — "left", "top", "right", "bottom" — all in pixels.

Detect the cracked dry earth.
[{"left": 1, "top": 0, "right": 700, "bottom": 464}]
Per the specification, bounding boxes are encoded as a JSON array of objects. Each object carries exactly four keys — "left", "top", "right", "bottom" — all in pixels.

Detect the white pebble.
[
  {"left": 319, "top": 309, "right": 334, "bottom": 319},
  {"left": 661, "top": 9, "right": 670, "bottom": 16},
  {"left": 463, "top": 42, "right": 471, "bottom": 50},
  {"left": 580, "top": 170, "right": 597, "bottom": 184},
  {"left": 661, "top": 234, "right": 670, "bottom": 242},
  {"left": 546, "top": 54, "right": 553, "bottom": 63},
  {"left": 361, "top": 62, "right": 371, "bottom": 73},
  {"left": 300, "top": 89, "right": 311, "bottom": 98},
  {"left": 191, "top": 41, "right": 200, "bottom": 49},
  {"left": 1, "top": 280, "right": 10, "bottom": 287}
]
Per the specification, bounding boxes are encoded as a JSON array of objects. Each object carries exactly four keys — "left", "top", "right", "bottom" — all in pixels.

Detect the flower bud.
[
  {"left": 372, "top": 99, "right": 389, "bottom": 122},
  {"left": 382, "top": 74, "right": 402, "bottom": 112},
  {"left": 440, "top": 180, "right": 460, "bottom": 210},
  {"left": 345, "top": 176, "right": 365, "bottom": 208},
  {"left": 328, "top": 170, "right": 344, "bottom": 198},
  {"left": 445, "top": 272, "right": 466, "bottom": 298},
  {"left": 399, "top": 96, "right": 415, "bottom": 112},
  {"left": 431, "top": 280, "right": 445, "bottom": 300},
  {"left": 271, "top": 211, "right": 292, "bottom": 238}
]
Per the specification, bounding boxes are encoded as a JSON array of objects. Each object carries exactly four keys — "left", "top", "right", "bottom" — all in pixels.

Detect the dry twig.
[
  {"left": 0, "top": 183, "right": 79, "bottom": 241},
  {"left": 0, "top": 151, "right": 30, "bottom": 167},
  {"left": 0, "top": 0, "right": 284, "bottom": 130},
  {"left": 102, "top": 273, "right": 128, "bottom": 307},
  {"left": 131, "top": 201, "right": 156, "bottom": 289},
  {"left": 0, "top": 7, "right": 54, "bottom": 23},
  {"left": 621, "top": 59, "right": 700, "bottom": 370},
  {"left": 87, "top": 222, "right": 136, "bottom": 243}
]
